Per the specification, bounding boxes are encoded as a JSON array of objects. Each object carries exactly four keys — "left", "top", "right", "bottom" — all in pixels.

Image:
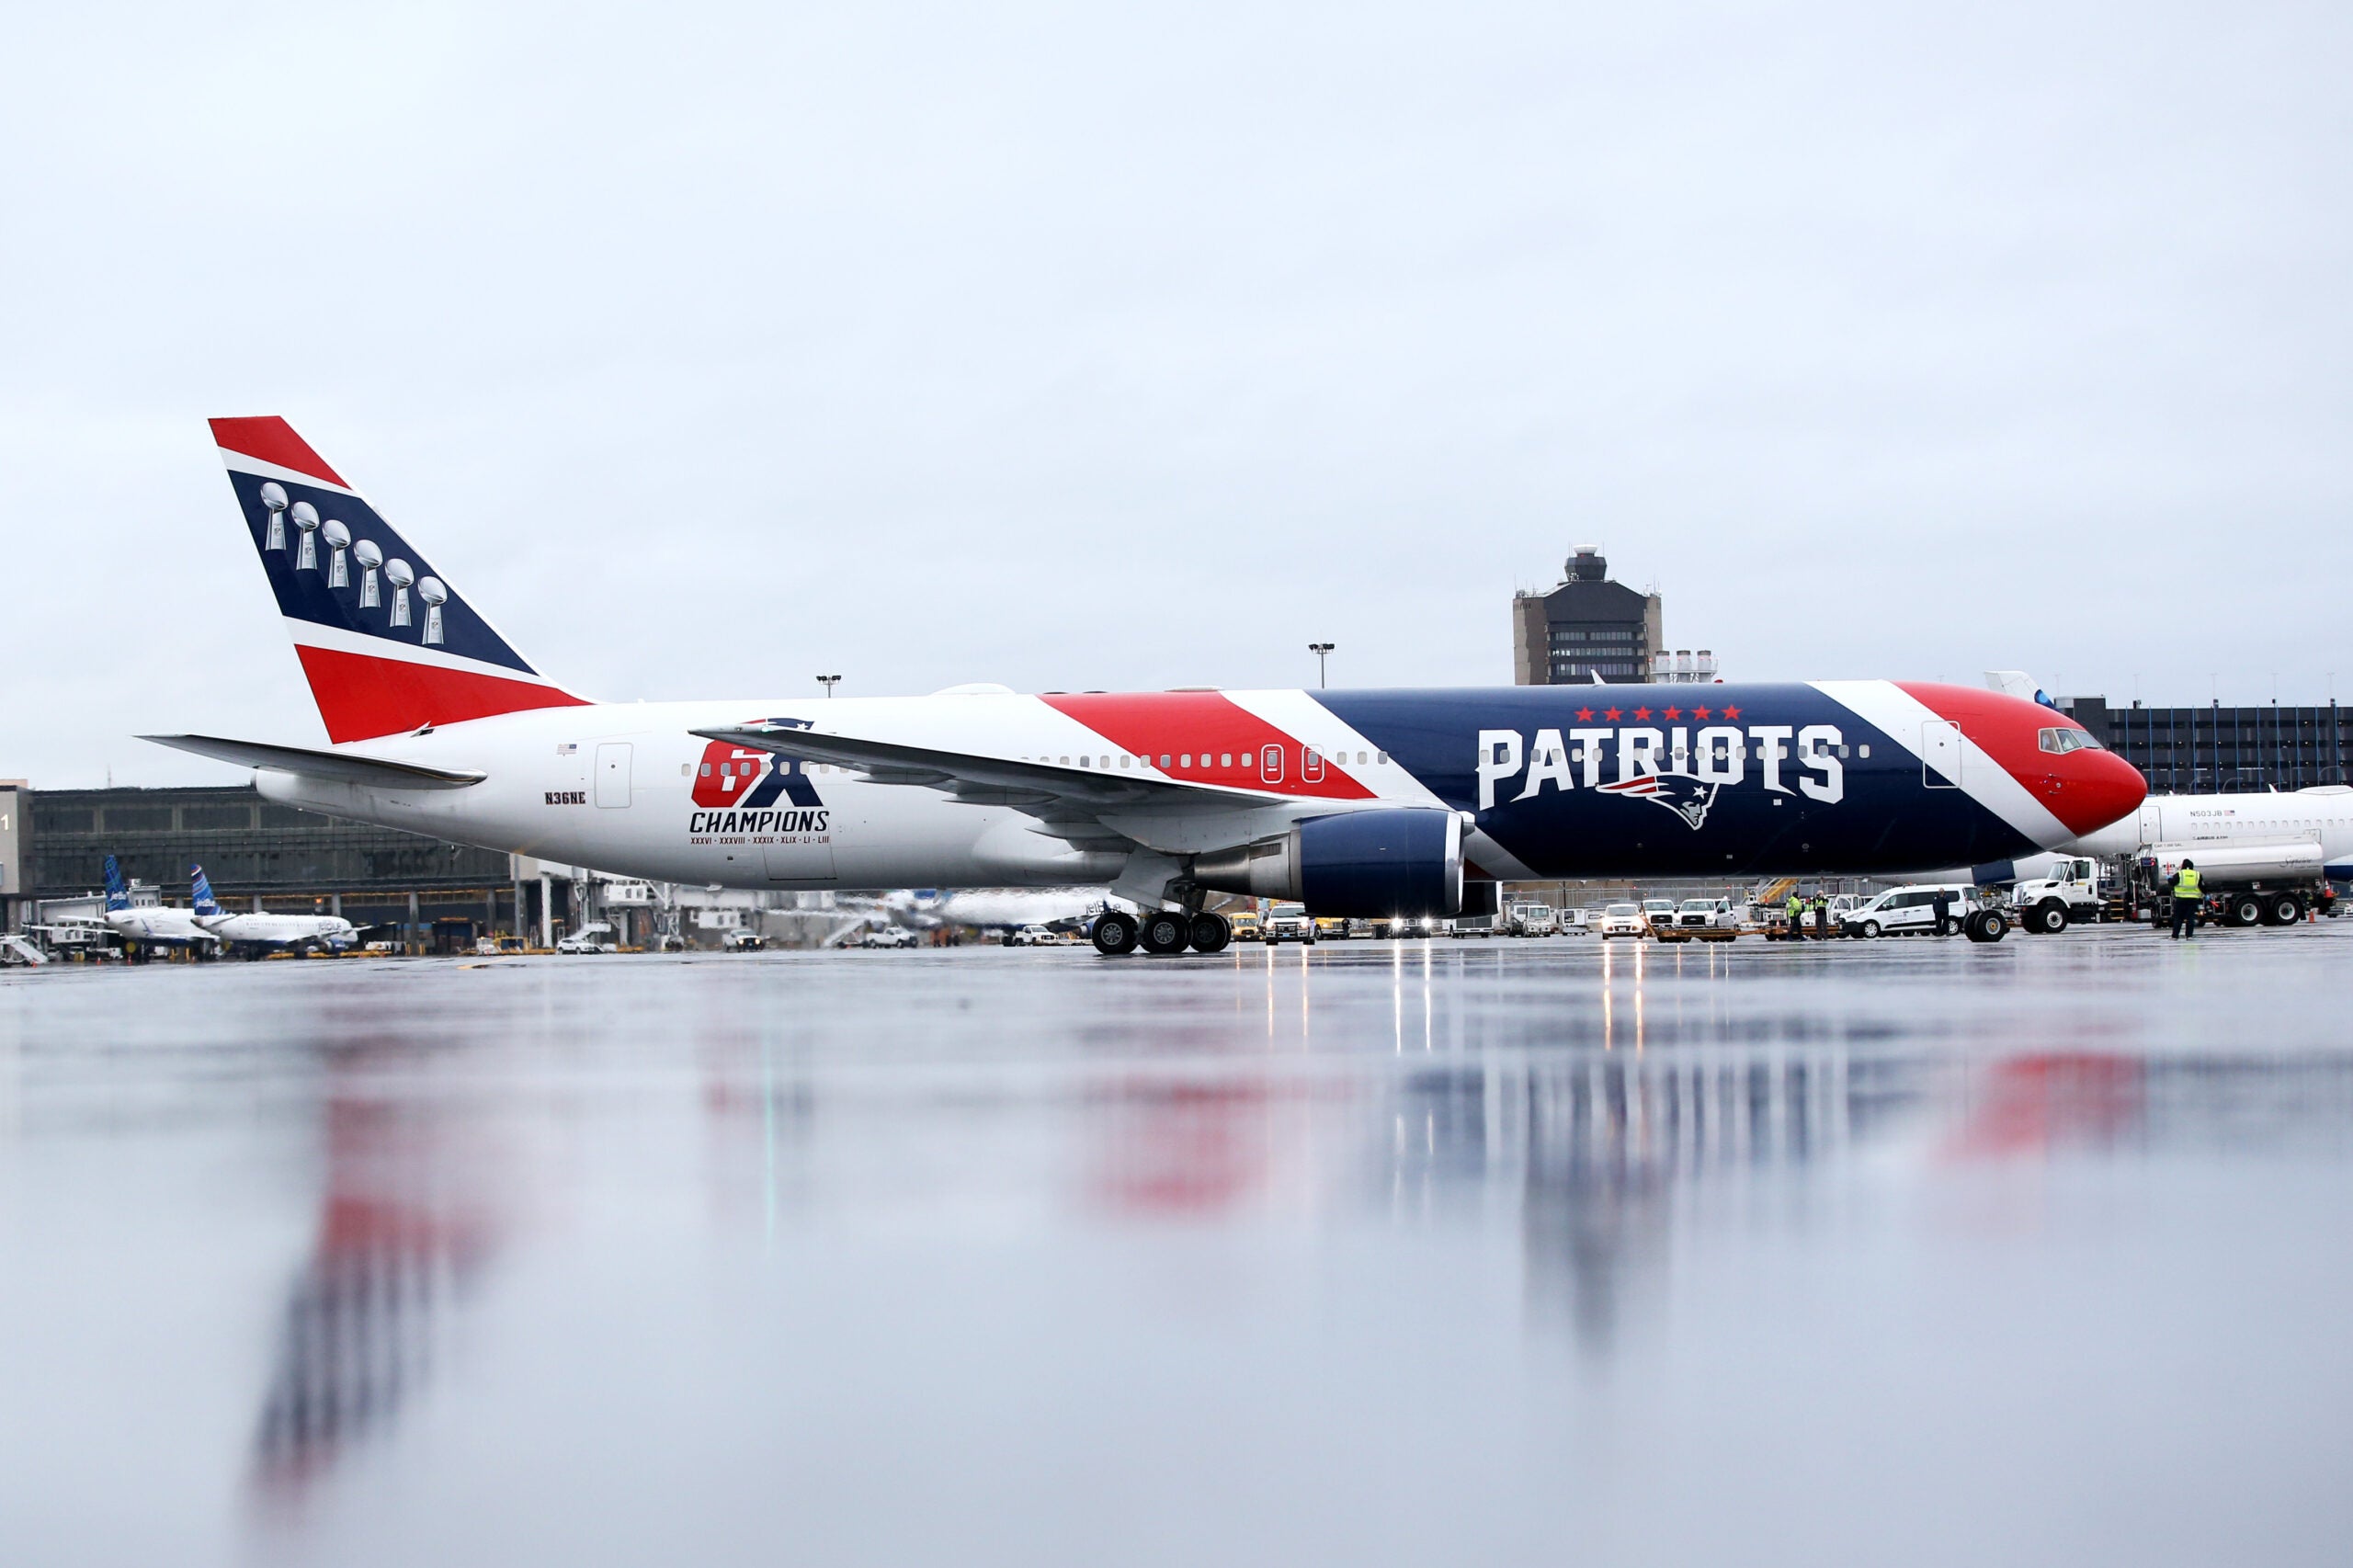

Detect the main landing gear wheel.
[
  {"left": 1091, "top": 911, "right": 1139, "bottom": 956},
  {"left": 2027, "top": 900, "right": 2068, "bottom": 936},
  {"left": 1964, "top": 909, "right": 2009, "bottom": 943},
  {"left": 1189, "top": 913, "right": 1232, "bottom": 953},
  {"left": 1139, "top": 911, "right": 1190, "bottom": 955}
]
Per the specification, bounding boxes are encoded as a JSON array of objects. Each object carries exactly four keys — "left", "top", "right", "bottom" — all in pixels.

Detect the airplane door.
[
  {"left": 1302, "top": 747, "right": 1325, "bottom": 784},
  {"left": 1920, "top": 722, "right": 1961, "bottom": 788},
  {"left": 1260, "top": 744, "right": 1284, "bottom": 785},
  {"left": 595, "top": 743, "right": 632, "bottom": 808}
]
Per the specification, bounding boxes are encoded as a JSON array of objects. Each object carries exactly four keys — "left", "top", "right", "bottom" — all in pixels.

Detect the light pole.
[
  {"left": 817, "top": 675, "right": 840, "bottom": 699},
  {"left": 1308, "top": 642, "right": 1335, "bottom": 689}
]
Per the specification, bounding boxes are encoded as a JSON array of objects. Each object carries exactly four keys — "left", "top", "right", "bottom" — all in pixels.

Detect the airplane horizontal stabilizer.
[{"left": 138, "top": 733, "right": 486, "bottom": 790}]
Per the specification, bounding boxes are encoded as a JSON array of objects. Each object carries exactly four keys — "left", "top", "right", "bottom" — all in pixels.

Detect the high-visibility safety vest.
[
  {"left": 2175, "top": 868, "right": 2202, "bottom": 899},
  {"left": 1787, "top": 898, "right": 1802, "bottom": 917}
]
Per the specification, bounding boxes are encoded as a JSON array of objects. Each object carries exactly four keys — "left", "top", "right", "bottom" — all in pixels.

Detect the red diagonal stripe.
[
  {"left": 210, "top": 415, "right": 349, "bottom": 487},
  {"left": 1040, "top": 692, "right": 1373, "bottom": 799}
]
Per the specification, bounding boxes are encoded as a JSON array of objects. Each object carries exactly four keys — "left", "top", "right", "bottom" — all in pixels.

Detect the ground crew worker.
[
  {"left": 2167, "top": 859, "right": 2202, "bottom": 939},
  {"left": 1786, "top": 892, "right": 1805, "bottom": 938},
  {"left": 1813, "top": 896, "right": 1829, "bottom": 938},
  {"left": 1931, "top": 889, "right": 1954, "bottom": 936}
]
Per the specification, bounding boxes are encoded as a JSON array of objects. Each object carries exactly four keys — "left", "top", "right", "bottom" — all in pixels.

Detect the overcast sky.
[{"left": 4, "top": 0, "right": 2347, "bottom": 787}]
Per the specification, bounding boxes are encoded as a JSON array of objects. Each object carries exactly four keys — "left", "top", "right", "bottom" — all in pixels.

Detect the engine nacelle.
[{"left": 1190, "top": 809, "right": 1465, "bottom": 917}]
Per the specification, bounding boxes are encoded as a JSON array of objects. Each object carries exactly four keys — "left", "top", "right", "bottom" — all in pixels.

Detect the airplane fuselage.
[{"left": 251, "top": 681, "right": 2145, "bottom": 894}]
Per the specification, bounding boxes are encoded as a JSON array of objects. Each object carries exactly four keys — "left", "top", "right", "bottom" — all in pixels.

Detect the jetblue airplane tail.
[
  {"left": 210, "top": 417, "right": 587, "bottom": 744},
  {"left": 103, "top": 855, "right": 130, "bottom": 912},
  {"left": 191, "top": 865, "right": 222, "bottom": 917}
]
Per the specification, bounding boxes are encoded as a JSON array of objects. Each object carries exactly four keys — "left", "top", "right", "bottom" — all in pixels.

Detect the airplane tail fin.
[
  {"left": 191, "top": 865, "right": 222, "bottom": 917},
  {"left": 209, "top": 417, "right": 589, "bottom": 744},
  {"left": 103, "top": 855, "right": 130, "bottom": 912}
]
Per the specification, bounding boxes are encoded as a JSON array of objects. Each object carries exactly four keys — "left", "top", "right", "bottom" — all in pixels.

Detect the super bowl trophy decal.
[
  {"left": 417, "top": 576, "right": 448, "bottom": 645},
  {"left": 259, "top": 482, "right": 289, "bottom": 551},
  {"left": 384, "top": 557, "right": 415, "bottom": 628},
  {"left": 322, "top": 519, "right": 351, "bottom": 588},
  {"left": 290, "top": 501, "right": 321, "bottom": 571},
  {"left": 353, "top": 540, "right": 383, "bottom": 608}
]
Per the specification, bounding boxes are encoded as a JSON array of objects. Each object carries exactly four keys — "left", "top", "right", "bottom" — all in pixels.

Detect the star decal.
[
  {"left": 1632, "top": 706, "right": 1653, "bottom": 721},
  {"left": 1721, "top": 704, "right": 1742, "bottom": 721},
  {"left": 1663, "top": 706, "right": 1681, "bottom": 721},
  {"left": 1691, "top": 705, "right": 1711, "bottom": 721},
  {"left": 1603, "top": 707, "right": 1623, "bottom": 722},
  {"left": 1574, "top": 707, "right": 1595, "bottom": 722}
]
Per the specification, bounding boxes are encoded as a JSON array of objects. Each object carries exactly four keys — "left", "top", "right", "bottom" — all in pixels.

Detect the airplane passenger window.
[
  {"left": 1160, "top": 755, "right": 1171, "bottom": 767},
  {"left": 1376, "top": 753, "right": 1387, "bottom": 764},
  {"left": 1859, "top": 745, "right": 1870, "bottom": 758},
  {"left": 1120, "top": 756, "right": 1130, "bottom": 767},
  {"left": 699, "top": 763, "right": 711, "bottom": 777},
  {"left": 1222, "top": 754, "right": 1233, "bottom": 767},
  {"left": 1060, "top": 756, "right": 1070, "bottom": 766},
  {"left": 1181, "top": 754, "right": 1192, "bottom": 767}
]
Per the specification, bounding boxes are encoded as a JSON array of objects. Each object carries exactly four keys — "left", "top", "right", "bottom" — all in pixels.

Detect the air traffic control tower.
[{"left": 1514, "top": 548, "right": 1672, "bottom": 685}]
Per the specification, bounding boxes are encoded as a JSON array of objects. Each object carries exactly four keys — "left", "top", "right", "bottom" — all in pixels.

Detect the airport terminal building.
[
  {"left": 2058, "top": 698, "right": 2349, "bottom": 794},
  {"left": 3, "top": 783, "right": 537, "bottom": 946}
]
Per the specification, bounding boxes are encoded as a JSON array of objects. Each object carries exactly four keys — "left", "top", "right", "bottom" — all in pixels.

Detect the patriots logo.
[{"left": 1596, "top": 770, "right": 1721, "bottom": 829}]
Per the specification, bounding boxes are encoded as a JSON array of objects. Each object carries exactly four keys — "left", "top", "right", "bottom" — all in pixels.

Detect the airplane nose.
[{"left": 2042, "top": 748, "right": 2146, "bottom": 837}]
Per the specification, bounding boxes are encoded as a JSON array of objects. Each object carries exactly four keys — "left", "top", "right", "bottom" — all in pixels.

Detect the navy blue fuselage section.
[
  {"left": 1313, "top": 686, "right": 2042, "bottom": 878},
  {"left": 224, "top": 470, "right": 536, "bottom": 675}
]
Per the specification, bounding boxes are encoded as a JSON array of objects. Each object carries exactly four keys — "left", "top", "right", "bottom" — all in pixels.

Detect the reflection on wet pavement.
[{"left": 4, "top": 927, "right": 2351, "bottom": 1565}]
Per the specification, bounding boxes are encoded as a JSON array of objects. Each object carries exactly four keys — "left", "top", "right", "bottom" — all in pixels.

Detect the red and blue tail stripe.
[{"left": 212, "top": 416, "right": 586, "bottom": 743}]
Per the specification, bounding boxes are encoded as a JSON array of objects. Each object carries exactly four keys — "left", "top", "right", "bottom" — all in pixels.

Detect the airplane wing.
[
  {"left": 139, "top": 734, "right": 486, "bottom": 790},
  {"left": 692, "top": 723, "right": 1283, "bottom": 854}
]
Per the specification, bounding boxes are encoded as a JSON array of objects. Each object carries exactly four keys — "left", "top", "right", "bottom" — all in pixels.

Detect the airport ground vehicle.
[
  {"left": 1675, "top": 897, "right": 1735, "bottom": 929},
  {"left": 159, "top": 417, "right": 2145, "bottom": 960},
  {"left": 556, "top": 921, "right": 618, "bottom": 953},
  {"left": 1506, "top": 903, "right": 1560, "bottom": 937},
  {"left": 1224, "top": 909, "right": 1261, "bottom": 939},
  {"left": 859, "top": 926, "right": 919, "bottom": 949},
  {"left": 2010, "top": 857, "right": 2115, "bottom": 933},
  {"left": 720, "top": 929, "right": 765, "bottom": 951},
  {"left": 1841, "top": 884, "right": 2006, "bottom": 941},
  {"left": 1262, "top": 903, "right": 1315, "bottom": 944},
  {"left": 1642, "top": 899, "right": 1677, "bottom": 933},
  {"left": 1597, "top": 903, "right": 1647, "bottom": 938},
  {"left": 1006, "top": 925, "right": 1060, "bottom": 947},
  {"left": 2050, "top": 789, "right": 2353, "bottom": 929}
]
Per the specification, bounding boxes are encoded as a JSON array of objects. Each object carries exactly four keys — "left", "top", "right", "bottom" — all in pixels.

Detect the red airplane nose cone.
[{"left": 2047, "top": 749, "right": 2147, "bottom": 837}]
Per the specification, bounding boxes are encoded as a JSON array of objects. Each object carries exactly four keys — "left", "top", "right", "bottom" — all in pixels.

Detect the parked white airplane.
[
  {"left": 143, "top": 418, "right": 2146, "bottom": 955},
  {"left": 881, "top": 888, "right": 1113, "bottom": 932},
  {"left": 190, "top": 865, "right": 358, "bottom": 952},
  {"left": 39, "top": 855, "right": 219, "bottom": 950}
]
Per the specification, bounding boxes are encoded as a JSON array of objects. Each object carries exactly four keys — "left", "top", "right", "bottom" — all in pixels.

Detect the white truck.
[
  {"left": 1262, "top": 902, "right": 1316, "bottom": 944},
  {"left": 2010, "top": 857, "right": 2113, "bottom": 934},
  {"left": 1505, "top": 903, "right": 1561, "bottom": 937}
]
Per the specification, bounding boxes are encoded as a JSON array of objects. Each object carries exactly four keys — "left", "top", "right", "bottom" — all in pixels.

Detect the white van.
[{"left": 1841, "top": 884, "right": 1978, "bottom": 939}]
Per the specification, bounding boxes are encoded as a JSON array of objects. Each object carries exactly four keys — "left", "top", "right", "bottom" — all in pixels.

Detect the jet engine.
[{"left": 1190, "top": 809, "right": 1465, "bottom": 917}]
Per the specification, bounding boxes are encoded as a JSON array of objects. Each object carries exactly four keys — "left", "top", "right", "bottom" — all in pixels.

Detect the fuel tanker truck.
[{"left": 1994, "top": 787, "right": 2353, "bottom": 930}]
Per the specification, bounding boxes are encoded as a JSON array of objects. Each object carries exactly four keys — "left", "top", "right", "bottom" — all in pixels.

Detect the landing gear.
[
  {"left": 1963, "top": 909, "right": 2010, "bottom": 943},
  {"left": 1091, "top": 911, "right": 1139, "bottom": 955},
  {"left": 1188, "top": 913, "right": 1232, "bottom": 953},
  {"left": 1139, "top": 911, "right": 1190, "bottom": 955}
]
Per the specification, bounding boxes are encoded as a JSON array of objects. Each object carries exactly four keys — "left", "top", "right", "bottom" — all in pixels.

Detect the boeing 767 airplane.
[{"left": 145, "top": 417, "right": 2147, "bottom": 954}]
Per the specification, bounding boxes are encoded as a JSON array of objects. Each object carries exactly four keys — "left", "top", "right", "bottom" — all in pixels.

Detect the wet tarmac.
[{"left": 4, "top": 924, "right": 2351, "bottom": 1566}]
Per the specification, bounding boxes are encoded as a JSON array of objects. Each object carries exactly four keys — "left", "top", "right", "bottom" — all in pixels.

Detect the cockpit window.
[{"left": 2038, "top": 727, "right": 2101, "bottom": 754}]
